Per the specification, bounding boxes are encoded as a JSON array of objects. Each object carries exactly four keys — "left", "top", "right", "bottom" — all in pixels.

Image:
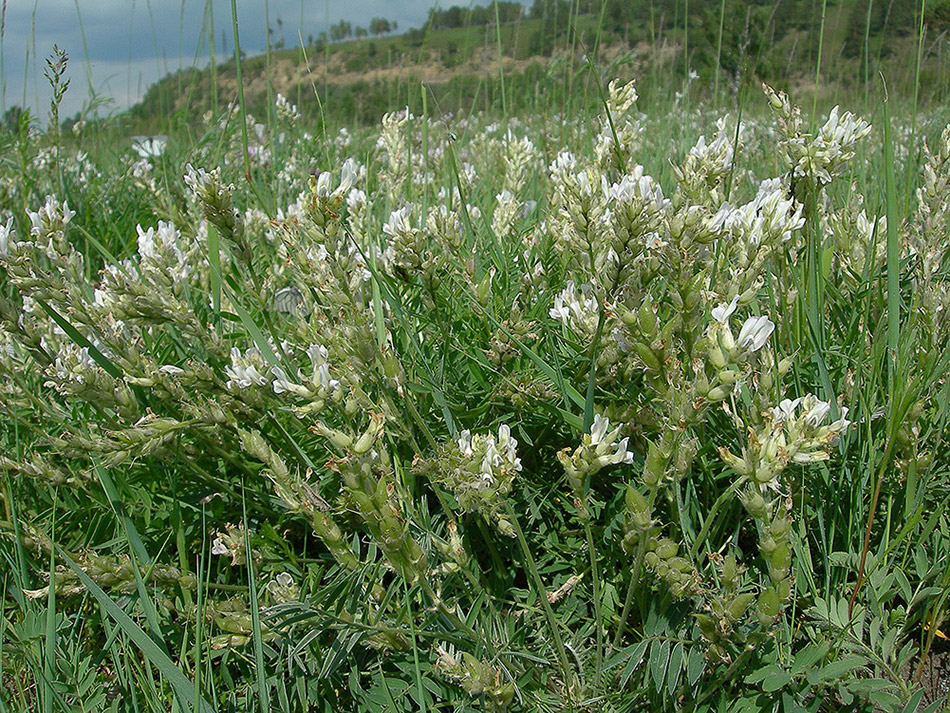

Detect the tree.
[
  {"left": 355, "top": 26, "right": 368, "bottom": 38},
  {"left": 329, "top": 20, "right": 352, "bottom": 42},
  {"left": 369, "top": 17, "right": 392, "bottom": 36}
]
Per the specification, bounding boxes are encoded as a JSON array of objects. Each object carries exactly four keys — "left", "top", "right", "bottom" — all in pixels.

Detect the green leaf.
[
  {"left": 761, "top": 670, "right": 793, "bottom": 693},
  {"left": 36, "top": 299, "right": 122, "bottom": 378},
  {"left": 667, "top": 641, "right": 684, "bottom": 695},
  {"left": 686, "top": 645, "right": 705, "bottom": 688},
  {"left": 792, "top": 641, "right": 830, "bottom": 673},
  {"left": 207, "top": 222, "right": 222, "bottom": 315},
  {"left": 818, "top": 655, "right": 866, "bottom": 682},
  {"left": 746, "top": 664, "right": 786, "bottom": 685},
  {"left": 649, "top": 639, "right": 671, "bottom": 690},
  {"left": 618, "top": 641, "right": 649, "bottom": 689}
]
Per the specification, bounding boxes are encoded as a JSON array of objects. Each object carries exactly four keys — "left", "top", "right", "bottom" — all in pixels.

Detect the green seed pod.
[
  {"left": 655, "top": 538, "right": 678, "bottom": 560},
  {"left": 624, "top": 485, "right": 650, "bottom": 518},
  {"left": 717, "top": 369, "right": 740, "bottom": 385},
  {"left": 770, "top": 513, "right": 791, "bottom": 539},
  {"left": 643, "top": 442, "right": 665, "bottom": 488},
  {"left": 752, "top": 463, "right": 776, "bottom": 485},
  {"left": 638, "top": 299, "right": 659, "bottom": 338},
  {"left": 695, "top": 614, "right": 719, "bottom": 642},
  {"left": 634, "top": 341, "right": 661, "bottom": 371},
  {"left": 757, "top": 587, "right": 781, "bottom": 623},
  {"left": 722, "top": 554, "right": 738, "bottom": 586},
  {"left": 727, "top": 592, "right": 756, "bottom": 622},
  {"left": 349, "top": 489, "right": 375, "bottom": 514}
]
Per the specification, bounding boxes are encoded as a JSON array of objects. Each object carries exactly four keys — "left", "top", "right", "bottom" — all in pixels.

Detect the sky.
[{"left": 1, "top": 0, "right": 526, "bottom": 123}]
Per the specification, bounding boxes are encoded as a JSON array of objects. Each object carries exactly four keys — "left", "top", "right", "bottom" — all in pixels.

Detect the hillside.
[{"left": 126, "top": 0, "right": 950, "bottom": 131}]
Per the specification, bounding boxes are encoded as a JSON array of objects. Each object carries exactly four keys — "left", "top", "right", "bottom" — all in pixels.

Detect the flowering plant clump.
[{"left": 0, "top": 78, "right": 948, "bottom": 713}]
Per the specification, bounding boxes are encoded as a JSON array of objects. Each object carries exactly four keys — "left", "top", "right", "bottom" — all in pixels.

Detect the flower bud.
[
  {"left": 739, "top": 488, "right": 768, "bottom": 520},
  {"left": 311, "top": 422, "right": 353, "bottom": 449}
]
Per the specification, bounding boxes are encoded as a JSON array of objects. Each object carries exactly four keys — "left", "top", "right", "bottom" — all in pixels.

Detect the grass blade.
[{"left": 58, "top": 546, "right": 216, "bottom": 713}]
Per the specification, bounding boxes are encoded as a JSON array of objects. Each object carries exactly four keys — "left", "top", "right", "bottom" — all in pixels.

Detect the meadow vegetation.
[{"left": 1, "top": 1, "right": 950, "bottom": 711}]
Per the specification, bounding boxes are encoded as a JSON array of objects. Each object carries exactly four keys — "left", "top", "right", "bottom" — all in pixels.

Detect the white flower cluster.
[
  {"left": 382, "top": 204, "right": 415, "bottom": 238},
  {"left": 709, "top": 296, "right": 775, "bottom": 357},
  {"left": 558, "top": 414, "right": 635, "bottom": 494},
  {"left": 767, "top": 86, "right": 872, "bottom": 185},
  {"left": 708, "top": 179, "right": 804, "bottom": 248},
  {"left": 721, "top": 394, "right": 851, "bottom": 490},
  {"left": 275, "top": 93, "right": 300, "bottom": 122},
  {"left": 51, "top": 343, "right": 98, "bottom": 385},
  {"left": 456, "top": 424, "right": 522, "bottom": 487},
  {"left": 549, "top": 281, "right": 599, "bottom": 336},
  {"left": 313, "top": 159, "right": 359, "bottom": 200},
  {"left": 595, "top": 80, "right": 643, "bottom": 167},
  {"left": 270, "top": 344, "right": 342, "bottom": 406},
  {"left": 28, "top": 195, "right": 75, "bottom": 240},
  {"left": 225, "top": 347, "right": 269, "bottom": 391},
  {"left": 687, "top": 116, "right": 737, "bottom": 174},
  {"left": 183, "top": 163, "right": 225, "bottom": 195},
  {"left": 604, "top": 167, "right": 669, "bottom": 216},
  {"left": 770, "top": 394, "right": 852, "bottom": 459},
  {"left": 136, "top": 221, "right": 192, "bottom": 286}
]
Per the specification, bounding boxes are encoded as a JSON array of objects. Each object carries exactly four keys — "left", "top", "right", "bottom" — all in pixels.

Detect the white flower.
[
  {"left": 0, "top": 217, "right": 13, "bottom": 258},
  {"left": 549, "top": 281, "right": 599, "bottom": 335},
  {"left": 315, "top": 172, "right": 333, "bottom": 197},
  {"left": 28, "top": 196, "right": 75, "bottom": 236},
  {"left": 736, "top": 315, "right": 774, "bottom": 352},
  {"left": 347, "top": 188, "right": 366, "bottom": 212},
  {"left": 711, "top": 296, "right": 739, "bottom": 324},
  {"left": 801, "top": 394, "right": 832, "bottom": 427},
  {"left": 771, "top": 397, "right": 803, "bottom": 423},
  {"left": 457, "top": 429, "right": 473, "bottom": 456},
  {"left": 605, "top": 167, "right": 668, "bottom": 213},
  {"left": 590, "top": 414, "right": 610, "bottom": 445},
  {"left": 271, "top": 366, "right": 311, "bottom": 397}
]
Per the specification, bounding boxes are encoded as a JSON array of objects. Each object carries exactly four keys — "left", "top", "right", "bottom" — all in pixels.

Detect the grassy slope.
[{"left": 123, "top": 3, "right": 950, "bottom": 134}]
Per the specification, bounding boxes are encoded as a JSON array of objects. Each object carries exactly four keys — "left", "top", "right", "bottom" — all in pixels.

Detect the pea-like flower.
[{"left": 736, "top": 315, "right": 775, "bottom": 353}]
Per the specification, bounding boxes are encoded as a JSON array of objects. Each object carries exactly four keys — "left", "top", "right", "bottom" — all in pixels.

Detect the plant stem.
[
  {"left": 505, "top": 503, "right": 576, "bottom": 703},
  {"left": 581, "top": 512, "right": 604, "bottom": 683}
]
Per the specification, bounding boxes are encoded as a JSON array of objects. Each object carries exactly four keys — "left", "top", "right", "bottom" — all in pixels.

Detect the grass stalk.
[
  {"left": 242, "top": 492, "right": 270, "bottom": 713},
  {"left": 493, "top": 1, "right": 508, "bottom": 130},
  {"left": 714, "top": 0, "right": 726, "bottom": 106},
  {"left": 811, "top": 0, "right": 829, "bottom": 128}
]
